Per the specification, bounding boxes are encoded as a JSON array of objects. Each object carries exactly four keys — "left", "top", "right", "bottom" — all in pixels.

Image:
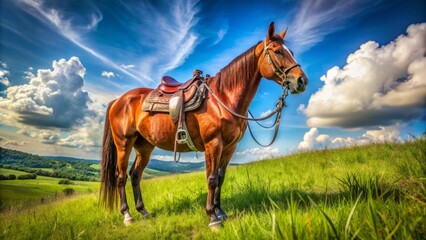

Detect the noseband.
[{"left": 262, "top": 41, "right": 301, "bottom": 91}]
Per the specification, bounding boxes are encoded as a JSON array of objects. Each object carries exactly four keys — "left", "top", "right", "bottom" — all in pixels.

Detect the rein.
[{"left": 203, "top": 82, "right": 289, "bottom": 147}]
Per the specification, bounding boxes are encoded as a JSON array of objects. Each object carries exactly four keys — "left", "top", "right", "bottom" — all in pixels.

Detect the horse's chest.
[{"left": 221, "top": 120, "right": 247, "bottom": 145}]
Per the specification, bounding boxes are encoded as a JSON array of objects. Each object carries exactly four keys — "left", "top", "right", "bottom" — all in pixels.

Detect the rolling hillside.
[
  {"left": 0, "top": 147, "right": 206, "bottom": 181},
  {"left": 0, "top": 139, "right": 425, "bottom": 239}
]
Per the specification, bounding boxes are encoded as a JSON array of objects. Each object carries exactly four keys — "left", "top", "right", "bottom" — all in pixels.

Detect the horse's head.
[{"left": 257, "top": 22, "right": 308, "bottom": 94}]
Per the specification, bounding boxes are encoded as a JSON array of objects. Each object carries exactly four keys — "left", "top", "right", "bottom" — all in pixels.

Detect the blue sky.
[{"left": 0, "top": 0, "right": 425, "bottom": 163}]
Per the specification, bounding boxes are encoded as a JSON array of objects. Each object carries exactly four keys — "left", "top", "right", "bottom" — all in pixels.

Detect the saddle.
[{"left": 142, "top": 75, "right": 206, "bottom": 121}]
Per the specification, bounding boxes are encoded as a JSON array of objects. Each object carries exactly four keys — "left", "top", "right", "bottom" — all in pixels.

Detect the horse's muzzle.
[{"left": 287, "top": 74, "right": 308, "bottom": 94}]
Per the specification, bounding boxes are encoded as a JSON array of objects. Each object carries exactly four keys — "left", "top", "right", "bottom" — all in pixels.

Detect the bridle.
[{"left": 261, "top": 41, "right": 301, "bottom": 93}]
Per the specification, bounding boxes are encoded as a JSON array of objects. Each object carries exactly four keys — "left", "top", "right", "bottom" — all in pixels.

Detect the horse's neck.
[{"left": 211, "top": 66, "right": 262, "bottom": 115}]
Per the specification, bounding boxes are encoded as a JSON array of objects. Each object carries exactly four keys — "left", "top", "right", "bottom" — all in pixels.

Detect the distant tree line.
[
  {"left": 0, "top": 147, "right": 100, "bottom": 182},
  {"left": 0, "top": 173, "right": 37, "bottom": 180}
]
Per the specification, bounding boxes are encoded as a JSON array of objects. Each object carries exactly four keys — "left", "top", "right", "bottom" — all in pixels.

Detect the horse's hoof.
[
  {"left": 142, "top": 211, "right": 150, "bottom": 218},
  {"left": 123, "top": 217, "right": 133, "bottom": 226},
  {"left": 208, "top": 219, "right": 222, "bottom": 231}
]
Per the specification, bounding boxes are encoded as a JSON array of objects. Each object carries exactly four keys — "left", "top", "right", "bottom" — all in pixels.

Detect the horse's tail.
[{"left": 100, "top": 100, "right": 118, "bottom": 211}]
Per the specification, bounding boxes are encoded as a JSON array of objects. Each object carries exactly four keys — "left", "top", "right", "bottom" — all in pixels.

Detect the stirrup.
[{"left": 176, "top": 128, "right": 189, "bottom": 144}]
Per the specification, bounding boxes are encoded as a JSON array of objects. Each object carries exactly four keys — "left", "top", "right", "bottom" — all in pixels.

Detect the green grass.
[
  {"left": 0, "top": 168, "right": 99, "bottom": 211},
  {"left": 0, "top": 140, "right": 425, "bottom": 239}
]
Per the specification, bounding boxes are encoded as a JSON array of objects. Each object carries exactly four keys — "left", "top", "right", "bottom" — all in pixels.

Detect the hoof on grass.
[
  {"left": 123, "top": 217, "right": 133, "bottom": 226},
  {"left": 142, "top": 211, "right": 150, "bottom": 219},
  {"left": 208, "top": 220, "right": 222, "bottom": 231}
]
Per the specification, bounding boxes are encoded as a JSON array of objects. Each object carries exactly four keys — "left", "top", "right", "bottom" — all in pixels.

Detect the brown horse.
[{"left": 100, "top": 22, "right": 308, "bottom": 228}]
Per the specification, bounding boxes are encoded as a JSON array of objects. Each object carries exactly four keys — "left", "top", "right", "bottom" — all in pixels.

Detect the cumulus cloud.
[
  {"left": 0, "top": 136, "right": 27, "bottom": 147},
  {"left": 18, "top": 129, "right": 60, "bottom": 144},
  {"left": 235, "top": 147, "right": 279, "bottom": 162},
  {"left": 298, "top": 128, "right": 329, "bottom": 151},
  {"left": 0, "top": 57, "right": 104, "bottom": 152},
  {"left": 303, "top": 23, "right": 426, "bottom": 128},
  {"left": 0, "top": 62, "right": 11, "bottom": 87},
  {"left": 101, "top": 71, "right": 115, "bottom": 78},
  {"left": 298, "top": 126, "right": 402, "bottom": 151},
  {"left": 0, "top": 57, "right": 95, "bottom": 129}
]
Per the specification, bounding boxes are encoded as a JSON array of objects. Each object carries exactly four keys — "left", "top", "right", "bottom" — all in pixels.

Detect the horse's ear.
[
  {"left": 267, "top": 22, "right": 275, "bottom": 40},
  {"left": 279, "top": 27, "right": 288, "bottom": 39}
]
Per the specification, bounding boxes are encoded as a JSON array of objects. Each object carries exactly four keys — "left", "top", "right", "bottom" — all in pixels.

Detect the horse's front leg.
[
  {"left": 204, "top": 138, "right": 223, "bottom": 228},
  {"left": 214, "top": 145, "right": 236, "bottom": 221}
]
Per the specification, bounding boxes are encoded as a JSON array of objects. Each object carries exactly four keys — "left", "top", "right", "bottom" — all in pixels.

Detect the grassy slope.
[
  {"left": 0, "top": 140, "right": 425, "bottom": 239},
  {"left": 0, "top": 168, "right": 99, "bottom": 210}
]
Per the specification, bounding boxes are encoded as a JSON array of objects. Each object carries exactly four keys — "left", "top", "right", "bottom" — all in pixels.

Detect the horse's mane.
[{"left": 214, "top": 42, "right": 262, "bottom": 93}]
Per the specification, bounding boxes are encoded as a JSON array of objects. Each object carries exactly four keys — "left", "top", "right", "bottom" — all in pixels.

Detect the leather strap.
[{"left": 174, "top": 89, "right": 199, "bottom": 163}]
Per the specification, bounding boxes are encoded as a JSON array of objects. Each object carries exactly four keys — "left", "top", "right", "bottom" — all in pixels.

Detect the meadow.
[
  {"left": 0, "top": 139, "right": 425, "bottom": 239},
  {"left": 0, "top": 168, "right": 98, "bottom": 211}
]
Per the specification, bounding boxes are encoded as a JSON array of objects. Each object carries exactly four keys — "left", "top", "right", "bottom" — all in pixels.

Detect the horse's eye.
[{"left": 274, "top": 50, "right": 283, "bottom": 55}]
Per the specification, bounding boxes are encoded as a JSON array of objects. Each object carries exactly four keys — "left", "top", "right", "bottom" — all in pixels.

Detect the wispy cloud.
[
  {"left": 212, "top": 24, "right": 228, "bottom": 46},
  {"left": 287, "top": 0, "right": 376, "bottom": 52},
  {"left": 17, "top": 0, "right": 152, "bottom": 83},
  {"left": 121, "top": 0, "right": 201, "bottom": 81}
]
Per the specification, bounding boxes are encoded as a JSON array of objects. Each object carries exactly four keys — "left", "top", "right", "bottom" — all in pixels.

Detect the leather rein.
[{"left": 202, "top": 40, "right": 300, "bottom": 147}]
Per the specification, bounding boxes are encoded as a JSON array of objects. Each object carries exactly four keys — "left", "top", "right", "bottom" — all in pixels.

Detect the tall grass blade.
[
  {"left": 368, "top": 194, "right": 379, "bottom": 239},
  {"left": 385, "top": 221, "right": 402, "bottom": 240},
  {"left": 318, "top": 208, "right": 340, "bottom": 240},
  {"left": 345, "top": 192, "right": 362, "bottom": 238}
]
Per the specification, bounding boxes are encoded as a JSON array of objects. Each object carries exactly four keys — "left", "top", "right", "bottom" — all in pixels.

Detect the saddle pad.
[{"left": 142, "top": 82, "right": 206, "bottom": 113}]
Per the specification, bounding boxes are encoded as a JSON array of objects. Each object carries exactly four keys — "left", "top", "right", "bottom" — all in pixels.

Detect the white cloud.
[
  {"left": 0, "top": 136, "right": 27, "bottom": 147},
  {"left": 0, "top": 62, "right": 10, "bottom": 87},
  {"left": 298, "top": 125, "right": 402, "bottom": 151},
  {"left": 298, "top": 128, "right": 327, "bottom": 151},
  {"left": 316, "top": 134, "right": 330, "bottom": 144},
  {"left": 0, "top": 57, "right": 94, "bottom": 128},
  {"left": 235, "top": 147, "right": 279, "bottom": 162},
  {"left": 18, "top": 129, "right": 60, "bottom": 144},
  {"left": 101, "top": 71, "right": 115, "bottom": 78},
  {"left": 120, "top": 64, "right": 135, "bottom": 70},
  {"left": 287, "top": 0, "right": 375, "bottom": 52},
  {"left": 213, "top": 25, "right": 228, "bottom": 45},
  {"left": 57, "top": 116, "right": 102, "bottom": 149},
  {"left": 121, "top": 0, "right": 200, "bottom": 80},
  {"left": 303, "top": 23, "right": 426, "bottom": 129},
  {"left": 260, "top": 109, "right": 274, "bottom": 118},
  {"left": 0, "top": 57, "right": 104, "bottom": 152}
]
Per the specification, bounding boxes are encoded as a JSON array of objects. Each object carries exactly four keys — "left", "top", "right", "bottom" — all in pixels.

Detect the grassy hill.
[
  {"left": 1, "top": 147, "right": 206, "bottom": 181},
  {"left": 0, "top": 139, "right": 425, "bottom": 239},
  {"left": 0, "top": 168, "right": 99, "bottom": 211}
]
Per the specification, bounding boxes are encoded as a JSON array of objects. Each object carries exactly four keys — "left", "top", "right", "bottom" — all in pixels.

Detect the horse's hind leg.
[
  {"left": 130, "top": 136, "right": 154, "bottom": 218},
  {"left": 114, "top": 137, "right": 135, "bottom": 226}
]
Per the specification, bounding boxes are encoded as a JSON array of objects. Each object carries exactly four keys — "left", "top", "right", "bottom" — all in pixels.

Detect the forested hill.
[{"left": 0, "top": 147, "right": 99, "bottom": 181}]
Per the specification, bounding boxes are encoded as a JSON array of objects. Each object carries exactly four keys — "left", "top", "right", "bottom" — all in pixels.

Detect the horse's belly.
[{"left": 137, "top": 113, "right": 198, "bottom": 152}]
